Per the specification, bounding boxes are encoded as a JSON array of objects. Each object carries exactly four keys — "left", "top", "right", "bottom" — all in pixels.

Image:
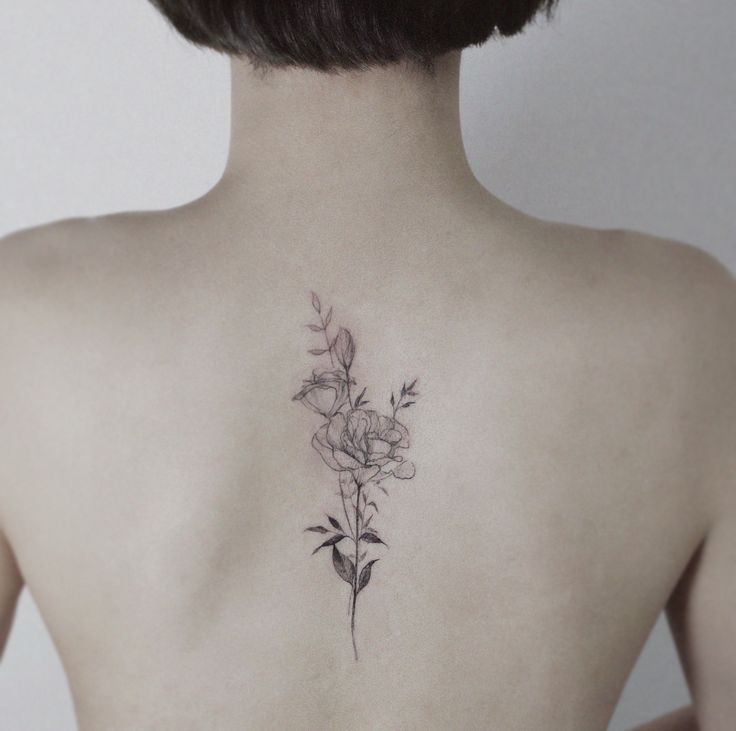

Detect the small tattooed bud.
[{"left": 292, "top": 370, "right": 349, "bottom": 417}]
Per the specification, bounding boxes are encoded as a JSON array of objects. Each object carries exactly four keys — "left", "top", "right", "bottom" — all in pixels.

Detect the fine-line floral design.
[{"left": 292, "top": 292, "right": 419, "bottom": 660}]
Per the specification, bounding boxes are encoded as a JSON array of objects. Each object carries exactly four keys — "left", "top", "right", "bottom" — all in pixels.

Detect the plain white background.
[{"left": 0, "top": 1, "right": 734, "bottom": 729}]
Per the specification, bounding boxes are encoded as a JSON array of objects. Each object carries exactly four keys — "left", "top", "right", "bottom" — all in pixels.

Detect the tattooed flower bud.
[
  {"left": 312, "top": 408, "right": 415, "bottom": 486},
  {"left": 333, "top": 327, "right": 355, "bottom": 371},
  {"left": 292, "top": 370, "right": 350, "bottom": 418}
]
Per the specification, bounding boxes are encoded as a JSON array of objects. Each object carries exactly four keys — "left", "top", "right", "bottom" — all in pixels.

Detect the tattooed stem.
[
  {"left": 321, "top": 316, "right": 334, "bottom": 366},
  {"left": 339, "top": 481, "right": 356, "bottom": 540},
  {"left": 344, "top": 363, "right": 354, "bottom": 409},
  {"left": 351, "top": 482, "right": 362, "bottom": 661},
  {"left": 392, "top": 393, "right": 407, "bottom": 418}
]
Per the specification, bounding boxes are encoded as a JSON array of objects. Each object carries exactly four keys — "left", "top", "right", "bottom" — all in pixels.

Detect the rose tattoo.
[{"left": 293, "top": 292, "right": 419, "bottom": 660}]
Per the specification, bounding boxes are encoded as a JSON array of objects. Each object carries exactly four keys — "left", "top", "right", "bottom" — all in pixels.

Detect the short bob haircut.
[{"left": 149, "top": 0, "right": 559, "bottom": 73}]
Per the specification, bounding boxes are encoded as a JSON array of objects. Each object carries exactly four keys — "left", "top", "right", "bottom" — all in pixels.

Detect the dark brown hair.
[{"left": 149, "top": 0, "right": 559, "bottom": 72}]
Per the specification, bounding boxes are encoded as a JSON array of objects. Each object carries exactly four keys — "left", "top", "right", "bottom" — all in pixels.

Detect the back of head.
[{"left": 149, "top": 0, "right": 559, "bottom": 73}]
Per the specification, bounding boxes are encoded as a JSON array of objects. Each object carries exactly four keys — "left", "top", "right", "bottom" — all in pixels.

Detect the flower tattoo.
[{"left": 293, "top": 292, "right": 419, "bottom": 660}]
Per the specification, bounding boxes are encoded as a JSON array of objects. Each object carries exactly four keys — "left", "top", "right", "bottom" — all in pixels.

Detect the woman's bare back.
[{"left": 0, "top": 190, "right": 733, "bottom": 730}]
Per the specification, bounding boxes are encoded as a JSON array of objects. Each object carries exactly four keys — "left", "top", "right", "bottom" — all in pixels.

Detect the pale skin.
[{"left": 0, "top": 49, "right": 734, "bottom": 730}]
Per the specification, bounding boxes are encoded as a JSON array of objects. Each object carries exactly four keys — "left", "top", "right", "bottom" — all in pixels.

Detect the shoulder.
[
  {"left": 0, "top": 212, "right": 176, "bottom": 511},
  {"left": 612, "top": 227, "right": 734, "bottom": 424},
  {"left": 0, "top": 214, "right": 140, "bottom": 295},
  {"left": 0, "top": 210, "right": 188, "bottom": 317},
  {"left": 623, "top": 229, "right": 736, "bottom": 513},
  {"left": 0, "top": 209, "right": 178, "bottom": 267},
  {"left": 0, "top": 192, "right": 223, "bottom": 298},
  {"left": 0, "top": 212, "right": 174, "bottom": 387},
  {"left": 610, "top": 226, "right": 735, "bottom": 312},
  {"left": 593, "top": 226, "right": 735, "bottom": 375},
  {"left": 552, "top": 221, "right": 735, "bottom": 402},
  {"left": 523, "top": 218, "right": 735, "bottom": 349},
  {"left": 526, "top": 216, "right": 734, "bottom": 301},
  {"left": 496, "top": 214, "right": 735, "bottom": 498},
  {"left": 549, "top": 222, "right": 735, "bottom": 507},
  {"left": 0, "top": 217, "right": 95, "bottom": 337}
]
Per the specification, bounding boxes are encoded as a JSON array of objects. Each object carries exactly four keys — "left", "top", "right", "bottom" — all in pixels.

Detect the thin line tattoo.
[{"left": 292, "top": 292, "right": 420, "bottom": 660}]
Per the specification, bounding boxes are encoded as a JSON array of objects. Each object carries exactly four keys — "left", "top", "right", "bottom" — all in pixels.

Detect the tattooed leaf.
[
  {"left": 354, "top": 387, "right": 367, "bottom": 407},
  {"left": 307, "top": 324, "right": 323, "bottom": 332},
  {"left": 359, "top": 551, "right": 367, "bottom": 562},
  {"left": 358, "top": 559, "right": 379, "bottom": 594},
  {"left": 327, "top": 515, "right": 344, "bottom": 532},
  {"left": 367, "top": 501, "right": 379, "bottom": 513},
  {"left": 401, "top": 402, "right": 416, "bottom": 408},
  {"left": 401, "top": 383, "right": 407, "bottom": 396},
  {"left": 406, "top": 378, "right": 418, "bottom": 392},
  {"left": 390, "top": 393, "right": 395, "bottom": 407},
  {"left": 308, "top": 348, "right": 328, "bottom": 355},
  {"left": 333, "top": 328, "right": 355, "bottom": 370},
  {"left": 332, "top": 546, "right": 355, "bottom": 585},
  {"left": 312, "top": 535, "right": 345, "bottom": 554},
  {"left": 305, "top": 526, "right": 329, "bottom": 534},
  {"left": 324, "top": 307, "right": 333, "bottom": 327},
  {"left": 360, "top": 532, "right": 387, "bottom": 547},
  {"left": 363, "top": 514, "right": 373, "bottom": 529},
  {"left": 311, "top": 292, "right": 321, "bottom": 313}
]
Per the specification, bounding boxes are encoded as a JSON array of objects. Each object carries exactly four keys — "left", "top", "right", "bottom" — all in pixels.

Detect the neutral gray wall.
[{"left": 0, "top": 1, "right": 733, "bottom": 729}]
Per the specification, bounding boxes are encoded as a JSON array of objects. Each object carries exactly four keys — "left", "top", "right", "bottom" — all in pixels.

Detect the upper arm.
[
  {"left": 0, "top": 217, "right": 99, "bottom": 658},
  {"left": 0, "top": 530, "right": 23, "bottom": 661},
  {"left": 664, "top": 245, "right": 736, "bottom": 729},
  {"left": 0, "top": 229, "right": 31, "bottom": 662},
  {"left": 0, "top": 216, "right": 110, "bottom": 660},
  {"left": 668, "top": 507, "right": 736, "bottom": 729}
]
